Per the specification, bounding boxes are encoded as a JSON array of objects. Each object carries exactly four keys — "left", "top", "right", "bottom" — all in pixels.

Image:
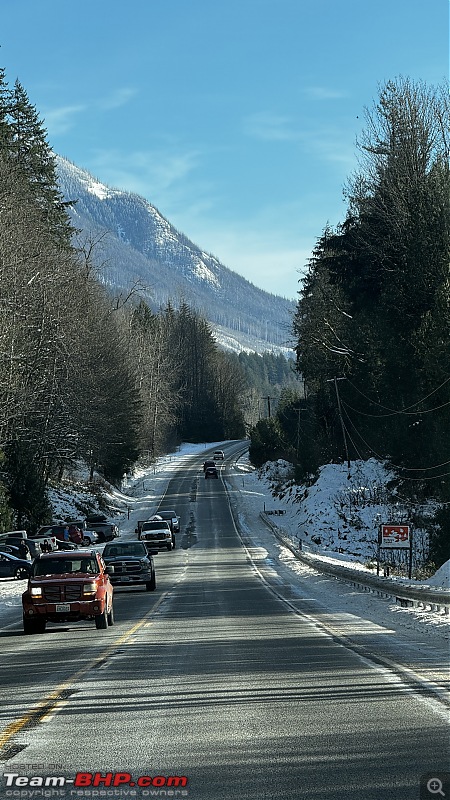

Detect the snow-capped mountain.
[{"left": 55, "top": 155, "right": 296, "bottom": 354}]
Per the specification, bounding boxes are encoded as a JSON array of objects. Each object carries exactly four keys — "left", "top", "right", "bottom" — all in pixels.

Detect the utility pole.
[
  {"left": 261, "top": 396, "right": 275, "bottom": 418},
  {"left": 328, "top": 377, "right": 351, "bottom": 474}
]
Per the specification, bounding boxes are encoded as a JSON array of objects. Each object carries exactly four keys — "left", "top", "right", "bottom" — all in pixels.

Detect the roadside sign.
[{"left": 379, "top": 524, "right": 411, "bottom": 549}]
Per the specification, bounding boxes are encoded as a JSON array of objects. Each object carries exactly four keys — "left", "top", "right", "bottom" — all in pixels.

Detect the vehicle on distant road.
[
  {"left": 22, "top": 550, "right": 114, "bottom": 634},
  {"left": 213, "top": 450, "right": 225, "bottom": 460},
  {"left": 102, "top": 541, "right": 156, "bottom": 591},
  {"left": 0, "top": 552, "right": 32, "bottom": 580},
  {"left": 205, "top": 466, "right": 219, "bottom": 479},
  {"left": 138, "top": 518, "right": 173, "bottom": 551}
]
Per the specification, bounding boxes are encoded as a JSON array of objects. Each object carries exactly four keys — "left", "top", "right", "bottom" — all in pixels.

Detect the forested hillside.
[
  {"left": 0, "top": 68, "right": 248, "bottom": 530},
  {"left": 249, "top": 77, "right": 450, "bottom": 565}
]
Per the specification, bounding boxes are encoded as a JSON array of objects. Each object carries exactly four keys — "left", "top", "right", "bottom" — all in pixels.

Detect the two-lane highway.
[{"left": 0, "top": 446, "right": 448, "bottom": 799}]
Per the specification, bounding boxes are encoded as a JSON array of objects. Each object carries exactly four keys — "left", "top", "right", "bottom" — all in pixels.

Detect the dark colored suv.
[
  {"left": 0, "top": 535, "right": 42, "bottom": 558},
  {"left": 102, "top": 541, "right": 156, "bottom": 591}
]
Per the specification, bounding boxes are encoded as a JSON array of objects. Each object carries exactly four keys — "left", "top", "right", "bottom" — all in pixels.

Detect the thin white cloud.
[
  {"left": 303, "top": 86, "right": 348, "bottom": 100},
  {"left": 243, "top": 112, "right": 298, "bottom": 141},
  {"left": 243, "top": 110, "right": 356, "bottom": 170},
  {"left": 42, "top": 104, "right": 86, "bottom": 135},
  {"left": 89, "top": 147, "right": 203, "bottom": 201},
  {"left": 99, "top": 88, "right": 138, "bottom": 110},
  {"left": 41, "top": 88, "right": 137, "bottom": 138},
  {"left": 308, "top": 131, "right": 356, "bottom": 168}
]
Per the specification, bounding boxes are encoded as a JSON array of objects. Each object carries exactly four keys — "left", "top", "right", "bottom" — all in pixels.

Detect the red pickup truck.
[{"left": 22, "top": 550, "right": 114, "bottom": 634}]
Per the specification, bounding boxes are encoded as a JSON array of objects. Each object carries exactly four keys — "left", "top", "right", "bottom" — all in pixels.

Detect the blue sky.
[{"left": 1, "top": 0, "right": 448, "bottom": 299}]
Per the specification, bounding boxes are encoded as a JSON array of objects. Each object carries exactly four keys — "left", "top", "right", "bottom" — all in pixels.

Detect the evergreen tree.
[
  {"left": 0, "top": 68, "right": 12, "bottom": 148},
  {"left": 293, "top": 77, "right": 450, "bottom": 490},
  {"left": 7, "top": 80, "right": 75, "bottom": 247}
]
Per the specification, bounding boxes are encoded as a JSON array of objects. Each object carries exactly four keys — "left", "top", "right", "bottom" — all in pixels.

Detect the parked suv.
[
  {"left": 85, "top": 515, "right": 119, "bottom": 542},
  {"left": 102, "top": 541, "right": 156, "bottom": 591},
  {"left": 22, "top": 550, "right": 114, "bottom": 634}
]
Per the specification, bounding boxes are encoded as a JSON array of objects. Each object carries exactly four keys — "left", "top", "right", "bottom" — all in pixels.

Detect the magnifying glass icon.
[{"left": 427, "top": 778, "right": 446, "bottom": 797}]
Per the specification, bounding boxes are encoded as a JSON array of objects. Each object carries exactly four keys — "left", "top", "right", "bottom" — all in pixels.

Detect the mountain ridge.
[{"left": 55, "top": 155, "right": 296, "bottom": 355}]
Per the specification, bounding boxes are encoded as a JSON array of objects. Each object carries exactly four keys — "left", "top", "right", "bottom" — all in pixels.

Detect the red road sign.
[{"left": 380, "top": 524, "right": 411, "bottom": 548}]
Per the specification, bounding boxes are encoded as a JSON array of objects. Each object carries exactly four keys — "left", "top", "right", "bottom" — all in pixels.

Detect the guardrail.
[{"left": 260, "top": 512, "right": 450, "bottom": 615}]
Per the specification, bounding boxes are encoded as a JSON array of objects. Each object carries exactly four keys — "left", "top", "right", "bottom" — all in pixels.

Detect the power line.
[
  {"left": 341, "top": 396, "right": 450, "bottom": 418},
  {"left": 344, "top": 376, "right": 450, "bottom": 417},
  {"left": 340, "top": 401, "right": 450, "bottom": 475}
]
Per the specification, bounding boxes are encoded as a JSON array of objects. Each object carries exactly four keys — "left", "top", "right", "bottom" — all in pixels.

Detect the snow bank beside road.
[
  {"left": 427, "top": 560, "right": 450, "bottom": 589},
  {"left": 236, "top": 455, "right": 446, "bottom": 586}
]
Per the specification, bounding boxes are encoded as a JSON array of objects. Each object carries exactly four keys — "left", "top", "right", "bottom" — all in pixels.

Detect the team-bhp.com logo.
[{"left": 3, "top": 772, "right": 188, "bottom": 791}]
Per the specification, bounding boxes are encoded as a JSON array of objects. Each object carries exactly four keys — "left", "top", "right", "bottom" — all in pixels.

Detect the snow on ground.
[
  {"left": 427, "top": 560, "right": 450, "bottom": 589},
  {"left": 227, "top": 453, "right": 449, "bottom": 639},
  {"left": 236, "top": 455, "right": 449, "bottom": 587},
  {"left": 0, "top": 444, "right": 448, "bottom": 644}
]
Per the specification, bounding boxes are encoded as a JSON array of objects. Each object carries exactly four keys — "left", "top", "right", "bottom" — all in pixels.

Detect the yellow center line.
[{"left": 0, "top": 590, "right": 169, "bottom": 749}]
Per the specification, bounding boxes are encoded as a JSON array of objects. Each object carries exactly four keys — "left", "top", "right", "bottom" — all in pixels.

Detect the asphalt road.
[{"left": 0, "top": 445, "right": 448, "bottom": 800}]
